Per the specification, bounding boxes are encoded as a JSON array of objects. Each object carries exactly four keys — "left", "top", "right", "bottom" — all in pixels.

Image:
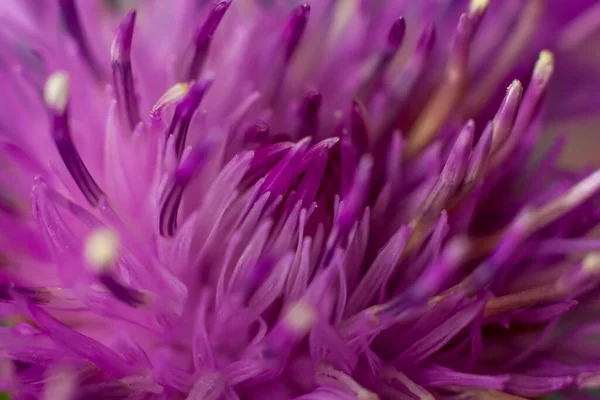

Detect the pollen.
[
  {"left": 469, "top": 0, "right": 490, "bottom": 14},
  {"left": 44, "top": 71, "right": 70, "bottom": 113},
  {"left": 84, "top": 228, "right": 120, "bottom": 271},
  {"left": 583, "top": 252, "right": 600, "bottom": 274},
  {"left": 284, "top": 301, "right": 315, "bottom": 333}
]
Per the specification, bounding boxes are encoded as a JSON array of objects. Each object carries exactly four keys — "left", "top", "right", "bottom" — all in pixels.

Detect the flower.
[{"left": 0, "top": 0, "right": 600, "bottom": 399}]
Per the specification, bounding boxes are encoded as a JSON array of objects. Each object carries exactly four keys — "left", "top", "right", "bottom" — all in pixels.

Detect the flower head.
[{"left": 0, "top": 0, "right": 600, "bottom": 399}]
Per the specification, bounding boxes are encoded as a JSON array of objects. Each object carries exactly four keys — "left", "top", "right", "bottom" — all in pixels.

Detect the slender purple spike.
[
  {"left": 166, "top": 78, "right": 213, "bottom": 159},
  {"left": 383, "top": 23, "right": 435, "bottom": 113},
  {"left": 298, "top": 90, "right": 322, "bottom": 138},
  {"left": 349, "top": 99, "right": 370, "bottom": 153},
  {"left": 463, "top": 121, "right": 493, "bottom": 187},
  {"left": 492, "top": 51, "right": 553, "bottom": 168},
  {"left": 339, "top": 130, "right": 358, "bottom": 198},
  {"left": 282, "top": 3, "right": 310, "bottom": 63},
  {"left": 258, "top": 137, "right": 311, "bottom": 201},
  {"left": 98, "top": 273, "right": 145, "bottom": 307},
  {"left": 296, "top": 138, "right": 338, "bottom": 206},
  {"left": 336, "top": 155, "right": 373, "bottom": 235},
  {"left": 159, "top": 142, "right": 213, "bottom": 237},
  {"left": 386, "top": 17, "right": 406, "bottom": 54},
  {"left": 357, "top": 17, "right": 406, "bottom": 100},
  {"left": 111, "top": 10, "right": 140, "bottom": 132},
  {"left": 44, "top": 72, "right": 104, "bottom": 206},
  {"left": 468, "top": 212, "right": 533, "bottom": 291},
  {"left": 491, "top": 80, "right": 523, "bottom": 152},
  {"left": 381, "top": 237, "right": 468, "bottom": 315},
  {"left": 418, "top": 120, "right": 474, "bottom": 220},
  {"left": 58, "top": 0, "right": 103, "bottom": 79},
  {"left": 186, "top": 0, "right": 232, "bottom": 81},
  {"left": 248, "top": 142, "right": 294, "bottom": 172}
]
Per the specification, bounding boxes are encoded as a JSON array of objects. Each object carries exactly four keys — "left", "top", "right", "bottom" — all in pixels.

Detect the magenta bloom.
[{"left": 2, "top": 0, "right": 600, "bottom": 399}]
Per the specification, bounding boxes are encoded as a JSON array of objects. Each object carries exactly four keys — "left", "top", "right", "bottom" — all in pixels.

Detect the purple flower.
[{"left": 1, "top": 0, "right": 600, "bottom": 398}]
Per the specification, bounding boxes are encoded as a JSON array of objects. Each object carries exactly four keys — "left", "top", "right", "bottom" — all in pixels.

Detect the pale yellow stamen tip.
[
  {"left": 358, "top": 390, "right": 380, "bottom": 400},
  {"left": 507, "top": 79, "right": 522, "bottom": 95},
  {"left": 469, "top": 0, "right": 490, "bottom": 13},
  {"left": 84, "top": 228, "right": 120, "bottom": 271},
  {"left": 284, "top": 302, "right": 315, "bottom": 333},
  {"left": 534, "top": 50, "right": 554, "bottom": 80},
  {"left": 151, "top": 83, "right": 190, "bottom": 115},
  {"left": 44, "top": 71, "right": 70, "bottom": 112},
  {"left": 583, "top": 253, "right": 600, "bottom": 274}
]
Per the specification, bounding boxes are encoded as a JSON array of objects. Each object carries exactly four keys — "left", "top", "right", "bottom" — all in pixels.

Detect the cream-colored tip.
[
  {"left": 583, "top": 252, "right": 600, "bottom": 274},
  {"left": 151, "top": 83, "right": 190, "bottom": 116},
  {"left": 507, "top": 79, "right": 522, "bottom": 96},
  {"left": 469, "top": 0, "right": 490, "bottom": 14},
  {"left": 534, "top": 50, "right": 554, "bottom": 81},
  {"left": 84, "top": 228, "right": 120, "bottom": 271},
  {"left": 44, "top": 71, "right": 70, "bottom": 113},
  {"left": 284, "top": 301, "right": 315, "bottom": 333}
]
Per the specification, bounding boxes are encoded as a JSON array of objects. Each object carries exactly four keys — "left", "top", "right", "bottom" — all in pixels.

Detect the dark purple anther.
[
  {"left": 111, "top": 10, "right": 140, "bottom": 132},
  {"left": 385, "top": 17, "right": 406, "bottom": 56},
  {"left": 282, "top": 3, "right": 310, "bottom": 63},
  {"left": 98, "top": 273, "right": 145, "bottom": 307},
  {"left": 298, "top": 90, "right": 322, "bottom": 138},
  {"left": 186, "top": 0, "right": 232, "bottom": 81},
  {"left": 59, "top": 0, "right": 103, "bottom": 79},
  {"left": 159, "top": 141, "right": 213, "bottom": 237},
  {"left": 13, "top": 286, "right": 51, "bottom": 304},
  {"left": 45, "top": 72, "right": 104, "bottom": 207},
  {"left": 166, "top": 78, "right": 213, "bottom": 159}
]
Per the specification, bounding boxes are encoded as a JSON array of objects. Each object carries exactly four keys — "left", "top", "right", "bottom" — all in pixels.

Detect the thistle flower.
[{"left": 1, "top": 0, "right": 600, "bottom": 399}]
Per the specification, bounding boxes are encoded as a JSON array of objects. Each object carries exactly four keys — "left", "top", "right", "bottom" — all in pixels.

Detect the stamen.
[
  {"left": 464, "top": 0, "right": 543, "bottom": 115},
  {"left": 491, "top": 51, "right": 554, "bottom": 169},
  {"left": 406, "top": 2, "right": 487, "bottom": 157},
  {"left": 349, "top": 99, "right": 370, "bottom": 153},
  {"left": 282, "top": 3, "right": 310, "bottom": 63},
  {"left": 523, "top": 168, "right": 600, "bottom": 234},
  {"left": 335, "top": 155, "right": 373, "bottom": 235},
  {"left": 297, "top": 90, "right": 322, "bottom": 138},
  {"left": 491, "top": 80, "right": 522, "bottom": 152},
  {"left": 317, "top": 365, "right": 381, "bottom": 400},
  {"left": 183, "top": 0, "right": 232, "bottom": 81},
  {"left": 84, "top": 228, "right": 120, "bottom": 272},
  {"left": 159, "top": 141, "right": 213, "bottom": 237},
  {"left": 582, "top": 252, "right": 600, "bottom": 274},
  {"left": 111, "top": 10, "right": 140, "bottom": 132},
  {"left": 378, "top": 24, "right": 435, "bottom": 136},
  {"left": 386, "top": 17, "right": 406, "bottom": 54},
  {"left": 150, "top": 83, "right": 190, "bottom": 121},
  {"left": 45, "top": 72, "right": 104, "bottom": 206},
  {"left": 84, "top": 228, "right": 145, "bottom": 307},
  {"left": 470, "top": 0, "right": 490, "bottom": 14},
  {"left": 166, "top": 78, "right": 213, "bottom": 159},
  {"left": 58, "top": 0, "right": 103, "bottom": 79},
  {"left": 357, "top": 17, "right": 406, "bottom": 101},
  {"left": 484, "top": 283, "right": 562, "bottom": 317},
  {"left": 284, "top": 301, "right": 315, "bottom": 334},
  {"left": 417, "top": 120, "right": 474, "bottom": 222}
]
